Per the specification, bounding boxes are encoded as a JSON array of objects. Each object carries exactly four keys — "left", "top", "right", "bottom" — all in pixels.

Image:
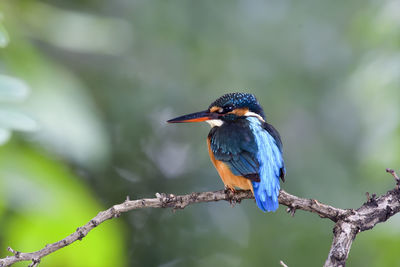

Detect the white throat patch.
[{"left": 206, "top": 119, "right": 224, "bottom": 128}]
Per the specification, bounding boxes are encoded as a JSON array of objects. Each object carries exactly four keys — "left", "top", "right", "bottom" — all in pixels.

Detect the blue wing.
[
  {"left": 248, "top": 117, "right": 285, "bottom": 212},
  {"left": 209, "top": 120, "right": 260, "bottom": 180},
  {"left": 209, "top": 117, "right": 285, "bottom": 212}
]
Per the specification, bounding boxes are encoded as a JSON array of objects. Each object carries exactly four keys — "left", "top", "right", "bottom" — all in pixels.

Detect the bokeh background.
[{"left": 1, "top": 0, "right": 400, "bottom": 266}]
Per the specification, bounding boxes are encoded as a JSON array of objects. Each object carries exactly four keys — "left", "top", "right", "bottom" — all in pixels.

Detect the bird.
[{"left": 167, "top": 93, "right": 285, "bottom": 212}]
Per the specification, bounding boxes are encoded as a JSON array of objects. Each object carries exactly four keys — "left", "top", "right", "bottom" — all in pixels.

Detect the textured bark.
[
  {"left": 324, "top": 186, "right": 400, "bottom": 267},
  {"left": 0, "top": 170, "right": 399, "bottom": 267},
  {"left": 325, "top": 221, "right": 357, "bottom": 267}
]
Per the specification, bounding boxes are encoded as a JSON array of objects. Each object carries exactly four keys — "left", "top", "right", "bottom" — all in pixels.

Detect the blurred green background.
[{"left": 0, "top": 0, "right": 399, "bottom": 266}]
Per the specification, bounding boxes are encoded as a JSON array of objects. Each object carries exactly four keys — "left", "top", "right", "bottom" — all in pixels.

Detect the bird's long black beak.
[{"left": 167, "top": 110, "right": 215, "bottom": 123}]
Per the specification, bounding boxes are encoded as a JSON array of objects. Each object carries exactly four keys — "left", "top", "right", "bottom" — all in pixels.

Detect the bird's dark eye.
[{"left": 223, "top": 106, "right": 234, "bottom": 113}]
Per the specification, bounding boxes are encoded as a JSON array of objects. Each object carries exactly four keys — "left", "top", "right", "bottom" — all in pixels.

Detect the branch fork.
[{"left": 0, "top": 169, "right": 399, "bottom": 267}]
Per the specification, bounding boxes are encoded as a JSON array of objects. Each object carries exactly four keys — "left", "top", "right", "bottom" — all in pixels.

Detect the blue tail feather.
[{"left": 248, "top": 117, "right": 284, "bottom": 212}]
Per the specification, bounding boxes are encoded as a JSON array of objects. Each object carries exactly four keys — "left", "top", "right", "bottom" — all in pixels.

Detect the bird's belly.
[
  {"left": 207, "top": 139, "right": 254, "bottom": 192},
  {"left": 214, "top": 161, "right": 254, "bottom": 191}
]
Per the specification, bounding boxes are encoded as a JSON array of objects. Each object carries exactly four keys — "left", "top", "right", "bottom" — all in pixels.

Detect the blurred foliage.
[
  {"left": 0, "top": 0, "right": 399, "bottom": 266},
  {"left": 0, "top": 14, "right": 9, "bottom": 49},
  {"left": 0, "top": 74, "right": 36, "bottom": 145},
  {"left": 0, "top": 142, "right": 126, "bottom": 267}
]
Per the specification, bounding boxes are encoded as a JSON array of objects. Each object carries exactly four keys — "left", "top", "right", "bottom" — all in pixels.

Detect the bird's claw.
[
  {"left": 224, "top": 186, "right": 236, "bottom": 194},
  {"left": 224, "top": 186, "right": 238, "bottom": 206}
]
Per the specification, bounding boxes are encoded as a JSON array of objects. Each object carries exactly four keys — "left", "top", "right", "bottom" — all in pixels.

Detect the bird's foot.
[
  {"left": 224, "top": 185, "right": 236, "bottom": 194},
  {"left": 224, "top": 186, "right": 237, "bottom": 206}
]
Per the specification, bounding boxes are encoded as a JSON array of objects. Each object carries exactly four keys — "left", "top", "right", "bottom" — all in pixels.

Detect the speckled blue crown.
[{"left": 209, "top": 93, "right": 265, "bottom": 119}]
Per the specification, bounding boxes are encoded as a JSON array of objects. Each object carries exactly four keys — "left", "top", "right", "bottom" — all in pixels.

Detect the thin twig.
[
  {"left": 0, "top": 169, "right": 399, "bottom": 267},
  {"left": 386, "top": 168, "right": 400, "bottom": 189}
]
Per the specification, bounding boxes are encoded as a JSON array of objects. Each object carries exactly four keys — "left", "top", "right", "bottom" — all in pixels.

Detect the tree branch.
[
  {"left": 0, "top": 170, "right": 399, "bottom": 267},
  {"left": 324, "top": 184, "right": 400, "bottom": 267}
]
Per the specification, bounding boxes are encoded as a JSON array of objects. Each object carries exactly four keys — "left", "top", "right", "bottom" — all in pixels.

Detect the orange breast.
[{"left": 207, "top": 138, "right": 254, "bottom": 193}]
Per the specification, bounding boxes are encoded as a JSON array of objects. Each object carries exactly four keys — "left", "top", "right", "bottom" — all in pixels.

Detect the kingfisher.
[{"left": 167, "top": 93, "right": 285, "bottom": 212}]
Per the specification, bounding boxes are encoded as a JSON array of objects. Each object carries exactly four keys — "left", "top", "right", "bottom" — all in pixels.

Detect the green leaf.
[
  {"left": 0, "top": 74, "right": 30, "bottom": 102},
  {"left": 0, "top": 23, "right": 9, "bottom": 48}
]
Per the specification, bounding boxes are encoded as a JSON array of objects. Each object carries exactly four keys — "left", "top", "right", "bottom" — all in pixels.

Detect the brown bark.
[{"left": 0, "top": 169, "right": 399, "bottom": 267}]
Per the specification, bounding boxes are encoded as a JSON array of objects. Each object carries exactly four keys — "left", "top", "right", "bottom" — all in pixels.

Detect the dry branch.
[{"left": 0, "top": 170, "right": 399, "bottom": 267}]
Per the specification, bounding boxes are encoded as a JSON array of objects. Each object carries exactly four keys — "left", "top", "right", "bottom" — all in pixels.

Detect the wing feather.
[{"left": 209, "top": 120, "right": 259, "bottom": 179}]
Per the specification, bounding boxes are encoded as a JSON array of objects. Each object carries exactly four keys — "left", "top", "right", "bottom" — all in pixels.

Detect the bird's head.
[{"left": 167, "top": 92, "right": 265, "bottom": 127}]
